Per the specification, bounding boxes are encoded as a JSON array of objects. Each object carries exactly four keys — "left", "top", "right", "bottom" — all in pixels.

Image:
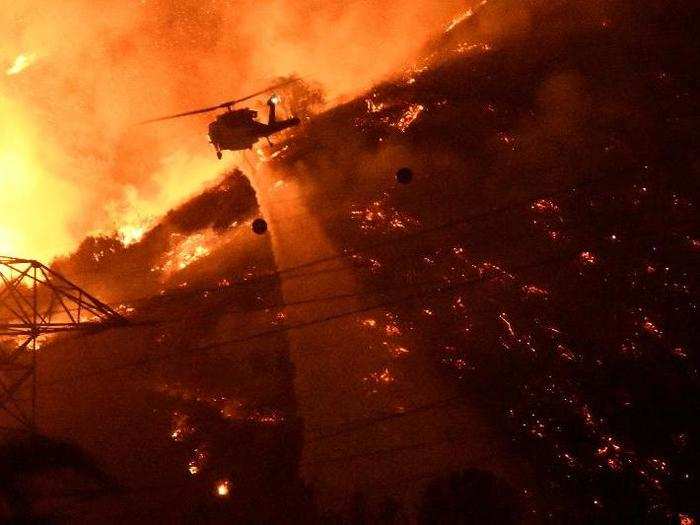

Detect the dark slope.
[
  {"left": 254, "top": 0, "right": 699, "bottom": 521},
  {"left": 31, "top": 174, "right": 314, "bottom": 523},
  {"left": 21, "top": 0, "right": 699, "bottom": 522}
]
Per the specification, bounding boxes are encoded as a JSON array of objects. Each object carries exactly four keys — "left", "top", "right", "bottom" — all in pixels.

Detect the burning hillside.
[
  {"left": 52, "top": 170, "right": 259, "bottom": 301},
  {"left": 1, "top": 0, "right": 699, "bottom": 523},
  {"left": 0, "top": 0, "right": 468, "bottom": 261}
]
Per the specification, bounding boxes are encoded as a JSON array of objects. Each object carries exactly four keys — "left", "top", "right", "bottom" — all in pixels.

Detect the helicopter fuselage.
[{"left": 208, "top": 103, "right": 300, "bottom": 157}]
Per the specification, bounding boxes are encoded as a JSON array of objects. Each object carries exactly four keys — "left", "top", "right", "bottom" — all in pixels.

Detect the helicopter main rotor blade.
[
  {"left": 138, "top": 104, "right": 224, "bottom": 124},
  {"left": 221, "top": 77, "right": 303, "bottom": 107},
  {"left": 138, "top": 77, "right": 304, "bottom": 125}
]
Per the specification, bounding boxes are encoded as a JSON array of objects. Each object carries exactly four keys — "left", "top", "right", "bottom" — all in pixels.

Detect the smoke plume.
[{"left": 0, "top": 0, "right": 467, "bottom": 261}]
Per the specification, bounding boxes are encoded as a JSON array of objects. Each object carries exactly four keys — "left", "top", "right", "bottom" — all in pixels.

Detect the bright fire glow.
[
  {"left": 215, "top": 480, "right": 230, "bottom": 497},
  {"left": 154, "top": 230, "right": 223, "bottom": 275},
  {"left": 445, "top": 9, "right": 473, "bottom": 32},
  {"left": 117, "top": 221, "right": 150, "bottom": 247},
  {"left": 456, "top": 42, "right": 491, "bottom": 54},
  {"left": 393, "top": 103, "right": 425, "bottom": 132},
  {"left": 6, "top": 53, "right": 36, "bottom": 75},
  {"left": 0, "top": 95, "right": 79, "bottom": 260}
]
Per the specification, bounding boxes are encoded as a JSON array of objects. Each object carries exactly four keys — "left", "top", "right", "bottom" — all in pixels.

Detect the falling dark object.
[
  {"left": 252, "top": 218, "right": 268, "bottom": 235},
  {"left": 396, "top": 167, "right": 413, "bottom": 184}
]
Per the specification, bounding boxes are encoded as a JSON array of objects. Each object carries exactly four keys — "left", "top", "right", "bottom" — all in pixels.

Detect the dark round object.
[
  {"left": 396, "top": 167, "right": 413, "bottom": 184},
  {"left": 251, "top": 218, "right": 268, "bottom": 235}
]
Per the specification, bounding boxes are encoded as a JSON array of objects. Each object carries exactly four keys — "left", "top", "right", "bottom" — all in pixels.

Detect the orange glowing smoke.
[
  {"left": 0, "top": 0, "right": 471, "bottom": 261},
  {"left": 0, "top": 94, "right": 80, "bottom": 260}
]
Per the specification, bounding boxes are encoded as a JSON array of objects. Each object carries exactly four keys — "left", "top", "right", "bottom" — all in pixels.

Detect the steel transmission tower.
[{"left": 0, "top": 256, "right": 126, "bottom": 431}]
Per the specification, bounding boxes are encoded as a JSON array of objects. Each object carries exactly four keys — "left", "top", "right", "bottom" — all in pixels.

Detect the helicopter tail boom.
[{"left": 265, "top": 116, "right": 301, "bottom": 136}]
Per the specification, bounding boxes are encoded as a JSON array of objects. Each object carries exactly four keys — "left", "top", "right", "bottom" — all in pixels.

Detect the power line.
[
  {"left": 27, "top": 197, "right": 688, "bottom": 509},
  {"left": 50, "top": 219, "right": 545, "bottom": 335},
  {"left": 306, "top": 395, "right": 467, "bottom": 442},
  {"left": 61, "top": 168, "right": 622, "bottom": 313},
  {"left": 36, "top": 170, "right": 684, "bottom": 384},
  {"left": 11, "top": 155, "right": 676, "bottom": 445},
  {"left": 39, "top": 251, "right": 574, "bottom": 389}
]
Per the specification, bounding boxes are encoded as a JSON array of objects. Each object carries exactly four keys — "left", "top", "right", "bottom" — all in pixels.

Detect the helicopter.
[{"left": 140, "top": 79, "right": 302, "bottom": 159}]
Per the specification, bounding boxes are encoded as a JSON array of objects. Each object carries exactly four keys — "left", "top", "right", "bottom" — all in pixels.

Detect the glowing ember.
[
  {"left": 215, "top": 480, "right": 230, "bottom": 497},
  {"left": 155, "top": 231, "right": 220, "bottom": 274},
  {"left": 556, "top": 344, "right": 576, "bottom": 362},
  {"left": 445, "top": 9, "right": 473, "bottom": 32},
  {"left": 497, "top": 131, "right": 517, "bottom": 150},
  {"left": 478, "top": 262, "right": 516, "bottom": 281},
  {"left": 580, "top": 251, "right": 597, "bottom": 265},
  {"left": 671, "top": 346, "right": 688, "bottom": 359},
  {"left": 499, "top": 312, "right": 516, "bottom": 338},
  {"left": 365, "top": 98, "right": 385, "bottom": 113},
  {"left": 6, "top": 53, "right": 36, "bottom": 75},
  {"left": 456, "top": 42, "right": 491, "bottom": 54},
  {"left": 365, "top": 367, "right": 395, "bottom": 385},
  {"left": 392, "top": 103, "right": 425, "bottom": 132},
  {"left": 390, "top": 346, "right": 410, "bottom": 358},
  {"left": 384, "top": 322, "right": 401, "bottom": 336},
  {"left": 378, "top": 368, "right": 395, "bottom": 383},
  {"left": 522, "top": 284, "right": 549, "bottom": 297},
  {"left": 642, "top": 318, "right": 663, "bottom": 338},
  {"left": 170, "top": 412, "right": 194, "bottom": 442},
  {"left": 350, "top": 194, "right": 420, "bottom": 234},
  {"left": 531, "top": 199, "right": 560, "bottom": 213},
  {"left": 188, "top": 447, "right": 207, "bottom": 476},
  {"left": 248, "top": 409, "right": 285, "bottom": 425}
]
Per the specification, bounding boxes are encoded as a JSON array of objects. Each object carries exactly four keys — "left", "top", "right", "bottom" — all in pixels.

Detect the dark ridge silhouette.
[
  {"left": 418, "top": 469, "right": 521, "bottom": 525},
  {"left": 0, "top": 434, "right": 115, "bottom": 522},
  {"left": 51, "top": 169, "right": 259, "bottom": 301},
  {"left": 164, "top": 169, "right": 258, "bottom": 234}
]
